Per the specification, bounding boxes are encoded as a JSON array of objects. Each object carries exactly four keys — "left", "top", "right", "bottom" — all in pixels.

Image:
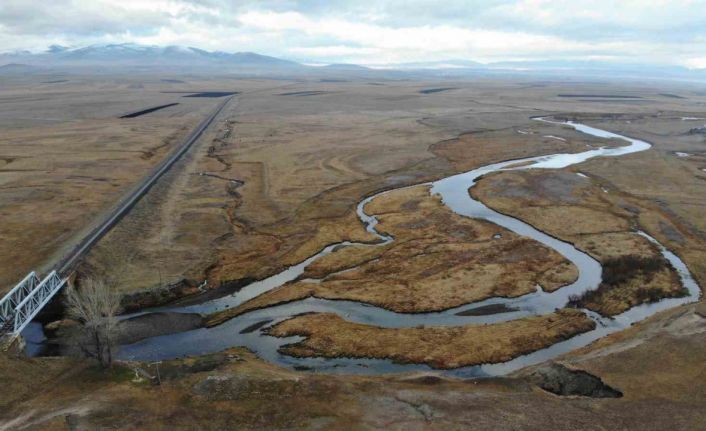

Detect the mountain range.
[
  {"left": 1, "top": 43, "right": 704, "bottom": 82},
  {"left": 0, "top": 43, "right": 299, "bottom": 70}
]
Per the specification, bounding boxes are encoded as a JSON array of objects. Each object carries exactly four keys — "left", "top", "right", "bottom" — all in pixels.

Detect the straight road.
[{"left": 56, "top": 96, "right": 234, "bottom": 275}]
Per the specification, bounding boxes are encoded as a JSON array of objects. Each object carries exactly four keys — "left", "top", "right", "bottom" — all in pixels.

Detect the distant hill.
[
  {"left": 388, "top": 59, "right": 483, "bottom": 70},
  {"left": 0, "top": 44, "right": 704, "bottom": 82},
  {"left": 0, "top": 63, "right": 36, "bottom": 70},
  {"left": 0, "top": 63, "right": 42, "bottom": 75},
  {"left": 0, "top": 43, "right": 301, "bottom": 71},
  {"left": 322, "top": 63, "right": 371, "bottom": 71}
]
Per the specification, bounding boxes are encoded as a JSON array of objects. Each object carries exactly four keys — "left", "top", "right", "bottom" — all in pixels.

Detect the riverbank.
[
  {"left": 5, "top": 301, "right": 706, "bottom": 431},
  {"left": 206, "top": 185, "right": 577, "bottom": 325},
  {"left": 269, "top": 310, "right": 594, "bottom": 369}
]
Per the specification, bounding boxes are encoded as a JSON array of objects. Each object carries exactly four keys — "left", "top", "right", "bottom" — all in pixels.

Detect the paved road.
[{"left": 57, "top": 96, "right": 234, "bottom": 275}]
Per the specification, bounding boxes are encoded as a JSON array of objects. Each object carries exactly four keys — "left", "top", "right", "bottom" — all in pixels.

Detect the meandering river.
[{"left": 113, "top": 118, "right": 701, "bottom": 377}]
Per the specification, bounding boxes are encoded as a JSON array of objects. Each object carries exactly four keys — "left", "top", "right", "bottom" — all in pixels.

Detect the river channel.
[{"left": 111, "top": 118, "right": 702, "bottom": 377}]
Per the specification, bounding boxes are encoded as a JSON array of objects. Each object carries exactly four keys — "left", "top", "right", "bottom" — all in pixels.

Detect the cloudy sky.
[{"left": 1, "top": 0, "right": 705, "bottom": 68}]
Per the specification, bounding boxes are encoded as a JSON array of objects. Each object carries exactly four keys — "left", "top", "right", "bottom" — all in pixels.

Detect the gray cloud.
[
  {"left": 0, "top": 0, "right": 705, "bottom": 67},
  {"left": 0, "top": 0, "right": 166, "bottom": 36}
]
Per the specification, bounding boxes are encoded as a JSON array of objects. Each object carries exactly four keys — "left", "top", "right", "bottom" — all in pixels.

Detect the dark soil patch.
[
  {"left": 529, "top": 363, "right": 622, "bottom": 398},
  {"left": 183, "top": 92, "right": 238, "bottom": 98},
  {"left": 557, "top": 94, "right": 643, "bottom": 98},
  {"left": 419, "top": 87, "right": 457, "bottom": 94},
  {"left": 120, "top": 103, "right": 179, "bottom": 118},
  {"left": 278, "top": 91, "right": 329, "bottom": 97},
  {"left": 659, "top": 93, "right": 686, "bottom": 99},
  {"left": 456, "top": 303, "right": 519, "bottom": 316},
  {"left": 578, "top": 99, "right": 648, "bottom": 103},
  {"left": 401, "top": 375, "right": 457, "bottom": 385}
]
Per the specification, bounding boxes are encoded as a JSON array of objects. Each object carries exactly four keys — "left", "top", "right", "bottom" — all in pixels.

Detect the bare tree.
[{"left": 65, "top": 278, "right": 121, "bottom": 368}]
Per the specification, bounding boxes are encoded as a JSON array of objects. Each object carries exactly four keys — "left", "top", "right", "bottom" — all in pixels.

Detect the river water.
[{"left": 113, "top": 118, "right": 701, "bottom": 377}]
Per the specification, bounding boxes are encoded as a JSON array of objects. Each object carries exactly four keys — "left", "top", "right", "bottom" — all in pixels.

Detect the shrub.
[
  {"left": 600, "top": 255, "right": 667, "bottom": 287},
  {"left": 568, "top": 254, "right": 670, "bottom": 309}
]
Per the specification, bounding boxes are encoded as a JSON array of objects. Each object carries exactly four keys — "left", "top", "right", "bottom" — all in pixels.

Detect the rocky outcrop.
[{"left": 529, "top": 363, "right": 622, "bottom": 398}]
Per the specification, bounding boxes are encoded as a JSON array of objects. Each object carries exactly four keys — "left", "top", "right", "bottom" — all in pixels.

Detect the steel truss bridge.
[{"left": 0, "top": 271, "right": 67, "bottom": 339}]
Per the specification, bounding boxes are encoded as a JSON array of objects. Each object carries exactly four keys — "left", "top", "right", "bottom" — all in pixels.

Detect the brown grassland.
[
  {"left": 268, "top": 310, "right": 594, "bottom": 369},
  {"left": 206, "top": 185, "right": 577, "bottom": 325},
  {"left": 1, "top": 73, "right": 706, "bottom": 429},
  {"left": 471, "top": 166, "right": 697, "bottom": 315}
]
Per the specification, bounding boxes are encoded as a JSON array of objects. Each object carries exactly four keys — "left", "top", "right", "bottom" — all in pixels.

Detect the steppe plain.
[{"left": 1, "top": 71, "right": 706, "bottom": 429}]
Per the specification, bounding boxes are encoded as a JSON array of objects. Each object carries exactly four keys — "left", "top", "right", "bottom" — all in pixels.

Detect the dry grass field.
[
  {"left": 269, "top": 310, "right": 594, "bottom": 369},
  {"left": 0, "top": 75, "right": 269, "bottom": 293},
  {"left": 207, "top": 185, "right": 577, "bottom": 325},
  {"left": 2, "top": 73, "right": 706, "bottom": 429},
  {"left": 472, "top": 169, "right": 690, "bottom": 315}
]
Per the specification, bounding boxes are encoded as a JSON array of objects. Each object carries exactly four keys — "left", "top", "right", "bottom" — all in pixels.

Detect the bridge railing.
[
  {"left": 11, "top": 271, "right": 66, "bottom": 335},
  {"left": 0, "top": 271, "right": 40, "bottom": 328}
]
